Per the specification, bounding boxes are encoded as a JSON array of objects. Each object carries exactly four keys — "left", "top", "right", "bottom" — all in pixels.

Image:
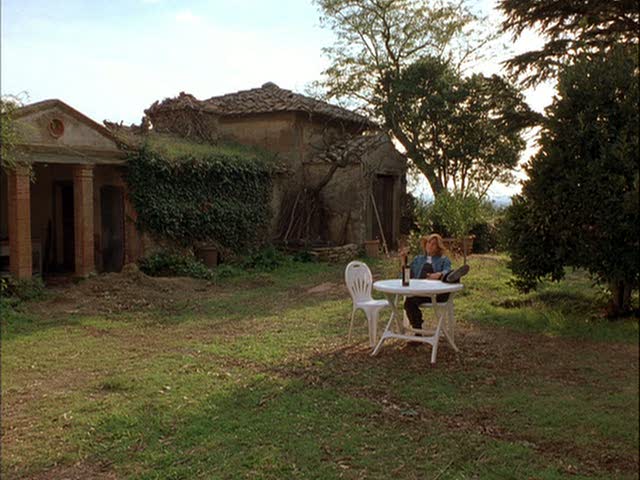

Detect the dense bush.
[
  {"left": 126, "top": 144, "right": 273, "bottom": 253},
  {"left": 242, "top": 246, "right": 290, "bottom": 271},
  {"left": 502, "top": 47, "right": 639, "bottom": 316},
  {"left": 139, "top": 251, "right": 214, "bottom": 280},
  {"left": 0, "top": 277, "right": 45, "bottom": 301},
  {"left": 470, "top": 220, "right": 499, "bottom": 253},
  {"left": 412, "top": 197, "right": 450, "bottom": 237},
  {"left": 410, "top": 193, "right": 497, "bottom": 256}
]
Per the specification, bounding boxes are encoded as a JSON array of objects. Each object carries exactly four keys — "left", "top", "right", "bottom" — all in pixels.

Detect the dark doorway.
[
  {"left": 100, "top": 186, "right": 124, "bottom": 272},
  {"left": 372, "top": 175, "right": 395, "bottom": 249},
  {"left": 59, "top": 183, "right": 75, "bottom": 271}
]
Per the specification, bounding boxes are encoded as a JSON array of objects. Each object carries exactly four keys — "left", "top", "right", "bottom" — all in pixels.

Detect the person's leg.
[{"left": 404, "top": 296, "right": 425, "bottom": 329}]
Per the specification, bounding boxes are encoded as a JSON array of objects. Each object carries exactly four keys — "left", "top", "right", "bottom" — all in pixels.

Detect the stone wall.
[{"left": 310, "top": 243, "right": 360, "bottom": 263}]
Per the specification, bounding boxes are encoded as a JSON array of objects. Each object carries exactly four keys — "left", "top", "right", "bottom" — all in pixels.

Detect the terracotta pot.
[
  {"left": 363, "top": 239, "right": 380, "bottom": 258},
  {"left": 196, "top": 246, "right": 218, "bottom": 268}
]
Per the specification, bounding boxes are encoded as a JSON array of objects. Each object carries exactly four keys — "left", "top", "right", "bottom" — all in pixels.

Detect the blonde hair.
[{"left": 420, "top": 233, "right": 447, "bottom": 256}]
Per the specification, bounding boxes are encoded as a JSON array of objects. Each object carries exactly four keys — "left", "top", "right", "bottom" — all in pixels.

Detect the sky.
[{"left": 1, "top": 0, "right": 554, "bottom": 198}]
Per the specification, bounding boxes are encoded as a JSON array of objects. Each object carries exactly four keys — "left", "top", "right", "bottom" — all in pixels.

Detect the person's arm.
[
  {"left": 441, "top": 256, "right": 452, "bottom": 277},
  {"left": 409, "top": 256, "right": 422, "bottom": 279},
  {"left": 427, "top": 256, "right": 451, "bottom": 280}
]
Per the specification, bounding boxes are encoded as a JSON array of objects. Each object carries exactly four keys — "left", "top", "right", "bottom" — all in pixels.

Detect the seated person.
[{"left": 403, "top": 233, "right": 469, "bottom": 331}]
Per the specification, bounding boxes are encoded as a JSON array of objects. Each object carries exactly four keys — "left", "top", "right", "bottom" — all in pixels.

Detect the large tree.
[
  {"left": 0, "top": 96, "right": 24, "bottom": 170},
  {"left": 314, "top": 0, "right": 520, "bottom": 196},
  {"left": 499, "top": 0, "right": 640, "bottom": 86},
  {"left": 385, "top": 56, "right": 537, "bottom": 197},
  {"left": 503, "top": 47, "right": 639, "bottom": 317}
]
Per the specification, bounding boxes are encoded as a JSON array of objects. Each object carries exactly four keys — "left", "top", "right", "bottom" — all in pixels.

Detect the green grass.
[
  {"left": 143, "top": 132, "right": 280, "bottom": 166},
  {"left": 1, "top": 255, "right": 638, "bottom": 479}
]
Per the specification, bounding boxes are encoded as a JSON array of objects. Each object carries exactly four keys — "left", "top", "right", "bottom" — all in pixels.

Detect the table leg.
[
  {"left": 371, "top": 293, "right": 398, "bottom": 356},
  {"left": 441, "top": 296, "right": 459, "bottom": 352}
]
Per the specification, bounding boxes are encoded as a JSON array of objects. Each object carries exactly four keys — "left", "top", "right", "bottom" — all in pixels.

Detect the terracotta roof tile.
[{"left": 146, "top": 83, "right": 376, "bottom": 127}]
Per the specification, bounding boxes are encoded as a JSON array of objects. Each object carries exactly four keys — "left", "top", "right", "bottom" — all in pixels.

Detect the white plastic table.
[{"left": 372, "top": 279, "right": 464, "bottom": 363}]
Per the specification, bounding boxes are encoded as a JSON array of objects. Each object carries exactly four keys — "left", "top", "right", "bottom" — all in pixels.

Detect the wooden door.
[
  {"left": 372, "top": 175, "right": 395, "bottom": 249},
  {"left": 100, "top": 186, "right": 124, "bottom": 272},
  {"left": 60, "top": 184, "right": 75, "bottom": 271}
]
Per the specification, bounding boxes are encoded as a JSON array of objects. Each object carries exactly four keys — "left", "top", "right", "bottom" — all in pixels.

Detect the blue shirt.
[{"left": 409, "top": 254, "right": 452, "bottom": 279}]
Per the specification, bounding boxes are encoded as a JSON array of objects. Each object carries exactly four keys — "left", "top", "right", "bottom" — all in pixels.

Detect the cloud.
[{"left": 175, "top": 10, "right": 201, "bottom": 24}]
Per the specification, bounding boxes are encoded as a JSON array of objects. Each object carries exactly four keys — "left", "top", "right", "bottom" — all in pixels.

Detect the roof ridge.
[
  {"left": 148, "top": 83, "right": 376, "bottom": 128},
  {"left": 15, "top": 99, "right": 122, "bottom": 145}
]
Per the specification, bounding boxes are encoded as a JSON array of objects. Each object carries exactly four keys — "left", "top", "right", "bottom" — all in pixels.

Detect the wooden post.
[{"left": 370, "top": 192, "right": 389, "bottom": 256}]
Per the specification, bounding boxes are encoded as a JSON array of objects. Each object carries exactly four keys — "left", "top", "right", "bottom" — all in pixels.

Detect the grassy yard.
[{"left": 1, "top": 255, "right": 638, "bottom": 480}]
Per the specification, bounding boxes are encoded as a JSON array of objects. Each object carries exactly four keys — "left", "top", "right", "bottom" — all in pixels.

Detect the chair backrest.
[{"left": 345, "top": 261, "right": 373, "bottom": 304}]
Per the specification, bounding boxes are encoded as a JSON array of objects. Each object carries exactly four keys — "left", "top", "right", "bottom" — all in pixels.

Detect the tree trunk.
[
  {"left": 607, "top": 280, "right": 633, "bottom": 318},
  {"left": 386, "top": 124, "right": 445, "bottom": 197}
]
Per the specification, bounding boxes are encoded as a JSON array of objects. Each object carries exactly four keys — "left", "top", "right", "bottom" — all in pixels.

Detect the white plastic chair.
[{"left": 345, "top": 261, "right": 389, "bottom": 346}]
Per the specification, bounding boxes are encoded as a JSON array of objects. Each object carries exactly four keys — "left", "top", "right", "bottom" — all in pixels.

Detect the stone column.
[
  {"left": 7, "top": 166, "right": 32, "bottom": 279},
  {"left": 73, "top": 164, "right": 95, "bottom": 277}
]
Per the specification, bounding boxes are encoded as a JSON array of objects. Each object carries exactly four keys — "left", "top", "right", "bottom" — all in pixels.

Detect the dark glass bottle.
[{"left": 401, "top": 254, "right": 410, "bottom": 286}]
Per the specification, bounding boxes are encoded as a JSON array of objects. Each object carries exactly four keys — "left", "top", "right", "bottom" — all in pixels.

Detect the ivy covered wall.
[{"left": 125, "top": 139, "right": 274, "bottom": 253}]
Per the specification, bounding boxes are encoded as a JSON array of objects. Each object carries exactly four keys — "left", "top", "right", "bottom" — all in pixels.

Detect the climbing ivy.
[{"left": 126, "top": 145, "right": 273, "bottom": 252}]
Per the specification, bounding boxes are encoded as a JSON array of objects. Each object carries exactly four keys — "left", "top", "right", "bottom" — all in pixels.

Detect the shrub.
[
  {"left": 0, "top": 277, "right": 45, "bottom": 301},
  {"left": 242, "top": 246, "right": 290, "bottom": 271},
  {"left": 502, "top": 47, "right": 639, "bottom": 316},
  {"left": 469, "top": 221, "right": 499, "bottom": 253},
  {"left": 139, "top": 251, "right": 214, "bottom": 280},
  {"left": 291, "top": 249, "right": 316, "bottom": 263}
]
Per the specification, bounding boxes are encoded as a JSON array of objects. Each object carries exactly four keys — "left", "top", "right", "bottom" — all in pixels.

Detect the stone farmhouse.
[
  {"left": 0, "top": 83, "right": 406, "bottom": 280},
  {"left": 143, "top": 82, "right": 406, "bottom": 249}
]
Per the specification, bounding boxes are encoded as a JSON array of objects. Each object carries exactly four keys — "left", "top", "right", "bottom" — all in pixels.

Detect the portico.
[{"left": 0, "top": 100, "right": 131, "bottom": 279}]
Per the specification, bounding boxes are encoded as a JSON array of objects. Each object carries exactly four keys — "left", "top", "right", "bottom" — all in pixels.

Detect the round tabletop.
[{"left": 373, "top": 279, "right": 464, "bottom": 296}]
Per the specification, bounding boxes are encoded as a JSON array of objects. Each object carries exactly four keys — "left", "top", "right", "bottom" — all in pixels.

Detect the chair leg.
[
  {"left": 367, "top": 310, "right": 379, "bottom": 347},
  {"left": 348, "top": 307, "right": 356, "bottom": 342}
]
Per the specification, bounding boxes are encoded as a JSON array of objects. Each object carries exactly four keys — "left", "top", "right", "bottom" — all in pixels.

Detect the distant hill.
[
  {"left": 490, "top": 195, "right": 513, "bottom": 208},
  {"left": 413, "top": 192, "right": 514, "bottom": 208}
]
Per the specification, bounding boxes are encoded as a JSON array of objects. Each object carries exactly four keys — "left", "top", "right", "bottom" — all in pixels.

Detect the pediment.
[{"left": 14, "top": 100, "right": 122, "bottom": 156}]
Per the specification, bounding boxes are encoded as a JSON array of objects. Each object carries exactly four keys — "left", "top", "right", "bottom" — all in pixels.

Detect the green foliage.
[
  {"left": 469, "top": 218, "right": 501, "bottom": 254},
  {"left": 314, "top": 0, "right": 490, "bottom": 112},
  {"left": 499, "top": 0, "right": 640, "bottom": 86},
  {"left": 0, "top": 276, "right": 45, "bottom": 301},
  {"left": 1, "top": 95, "right": 25, "bottom": 170},
  {"left": 212, "top": 263, "right": 245, "bottom": 280},
  {"left": 242, "top": 246, "right": 290, "bottom": 271},
  {"left": 143, "top": 132, "right": 279, "bottom": 164},
  {"left": 387, "top": 57, "right": 537, "bottom": 196},
  {"left": 126, "top": 145, "right": 273, "bottom": 252},
  {"left": 408, "top": 193, "right": 498, "bottom": 256},
  {"left": 290, "top": 249, "right": 316, "bottom": 263},
  {"left": 139, "top": 251, "right": 214, "bottom": 280},
  {"left": 314, "top": 1, "right": 532, "bottom": 198},
  {"left": 413, "top": 191, "right": 488, "bottom": 240},
  {"left": 503, "top": 47, "right": 639, "bottom": 313}
]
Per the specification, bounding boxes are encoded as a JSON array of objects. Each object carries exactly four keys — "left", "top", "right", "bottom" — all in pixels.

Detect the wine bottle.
[{"left": 401, "top": 254, "right": 410, "bottom": 286}]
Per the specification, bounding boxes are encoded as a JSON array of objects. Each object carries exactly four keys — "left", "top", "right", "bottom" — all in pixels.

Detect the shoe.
[{"left": 444, "top": 264, "right": 470, "bottom": 283}]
